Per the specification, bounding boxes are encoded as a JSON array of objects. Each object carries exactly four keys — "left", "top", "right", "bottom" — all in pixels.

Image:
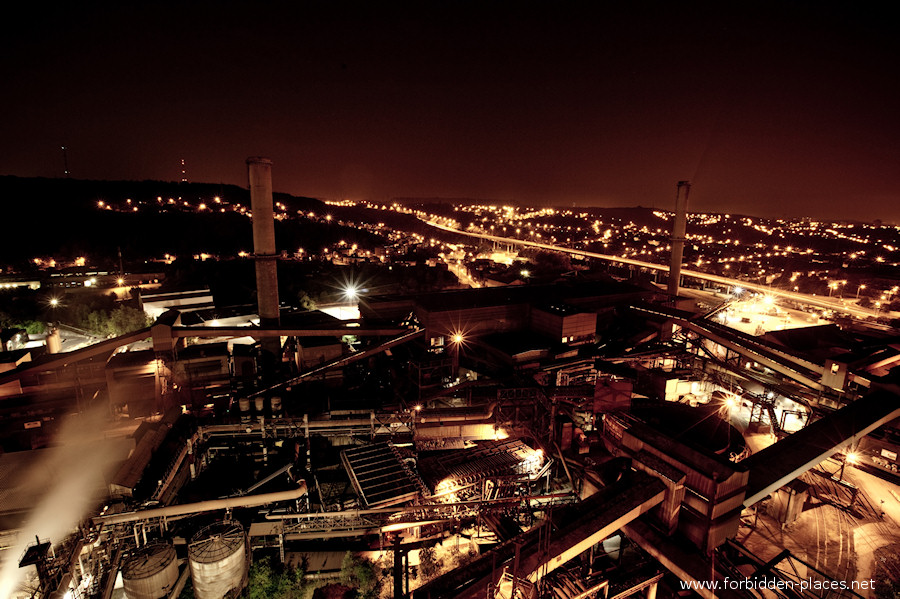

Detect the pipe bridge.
[
  {"left": 743, "top": 389, "right": 900, "bottom": 506},
  {"left": 631, "top": 304, "right": 830, "bottom": 392},
  {"left": 413, "top": 470, "right": 666, "bottom": 599}
]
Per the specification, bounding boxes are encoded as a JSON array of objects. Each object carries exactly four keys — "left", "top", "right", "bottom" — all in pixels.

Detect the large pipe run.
[
  {"left": 264, "top": 492, "right": 573, "bottom": 519},
  {"left": 247, "top": 157, "right": 281, "bottom": 360},
  {"left": 93, "top": 483, "right": 307, "bottom": 526},
  {"left": 668, "top": 180, "right": 690, "bottom": 299}
]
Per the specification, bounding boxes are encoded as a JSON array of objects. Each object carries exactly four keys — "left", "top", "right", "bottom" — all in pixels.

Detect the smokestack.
[
  {"left": 247, "top": 157, "right": 281, "bottom": 362},
  {"left": 668, "top": 181, "right": 690, "bottom": 300}
]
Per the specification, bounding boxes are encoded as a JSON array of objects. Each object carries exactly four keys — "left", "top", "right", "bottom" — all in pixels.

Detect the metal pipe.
[
  {"left": 265, "top": 492, "right": 574, "bottom": 519},
  {"left": 171, "top": 326, "right": 409, "bottom": 338},
  {"left": 276, "top": 519, "right": 451, "bottom": 540},
  {"left": 93, "top": 482, "right": 307, "bottom": 526},
  {"left": 100, "top": 547, "right": 122, "bottom": 599},
  {"left": 239, "top": 462, "right": 292, "bottom": 496}
]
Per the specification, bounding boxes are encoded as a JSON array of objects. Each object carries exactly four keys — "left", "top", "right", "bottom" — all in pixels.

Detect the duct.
[
  {"left": 416, "top": 403, "right": 496, "bottom": 423},
  {"left": 93, "top": 482, "right": 307, "bottom": 526}
]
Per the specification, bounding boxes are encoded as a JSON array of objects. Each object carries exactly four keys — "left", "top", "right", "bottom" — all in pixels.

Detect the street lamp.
[
  {"left": 46, "top": 296, "right": 62, "bottom": 329},
  {"left": 857, "top": 284, "right": 866, "bottom": 299},
  {"left": 838, "top": 450, "right": 859, "bottom": 481},
  {"left": 450, "top": 332, "right": 465, "bottom": 383}
]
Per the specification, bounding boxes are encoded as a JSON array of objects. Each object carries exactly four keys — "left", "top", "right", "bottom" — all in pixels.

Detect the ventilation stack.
[
  {"left": 247, "top": 157, "right": 281, "bottom": 364},
  {"left": 668, "top": 181, "right": 691, "bottom": 301}
]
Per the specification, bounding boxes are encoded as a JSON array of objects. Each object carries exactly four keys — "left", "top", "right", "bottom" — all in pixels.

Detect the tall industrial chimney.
[
  {"left": 247, "top": 157, "right": 281, "bottom": 361},
  {"left": 668, "top": 181, "right": 691, "bottom": 300}
]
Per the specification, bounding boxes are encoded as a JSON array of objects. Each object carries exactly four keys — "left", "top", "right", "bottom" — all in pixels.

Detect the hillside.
[{"left": 0, "top": 176, "right": 378, "bottom": 268}]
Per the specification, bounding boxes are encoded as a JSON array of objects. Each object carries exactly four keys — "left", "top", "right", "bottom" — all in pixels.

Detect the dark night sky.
[{"left": 2, "top": 2, "right": 898, "bottom": 222}]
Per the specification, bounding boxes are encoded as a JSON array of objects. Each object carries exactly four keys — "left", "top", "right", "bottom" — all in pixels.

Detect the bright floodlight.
[
  {"left": 344, "top": 285, "right": 358, "bottom": 300},
  {"left": 725, "top": 396, "right": 737, "bottom": 408},
  {"left": 733, "top": 286, "right": 744, "bottom": 296},
  {"left": 845, "top": 451, "right": 859, "bottom": 465},
  {"left": 451, "top": 333, "right": 464, "bottom": 344},
  {"left": 763, "top": 295, "right": 775, "bottom": 305},
  {"left": 49, "top": 298, "right": 59, "bottom": 307}
]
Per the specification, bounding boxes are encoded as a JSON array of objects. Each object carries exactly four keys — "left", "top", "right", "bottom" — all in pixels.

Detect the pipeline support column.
[{"left": 247, "top": 157, "right": 281, "bottom": 365}]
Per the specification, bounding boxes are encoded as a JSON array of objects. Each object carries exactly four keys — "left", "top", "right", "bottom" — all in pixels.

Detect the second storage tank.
[{"left": 188, "top": 521, "right": 248, "bottom": 599}]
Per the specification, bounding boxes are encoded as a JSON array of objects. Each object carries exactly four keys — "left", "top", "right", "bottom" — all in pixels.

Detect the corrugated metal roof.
[{"left": 341, "top": 442, "right": 424, "bottom": 507}]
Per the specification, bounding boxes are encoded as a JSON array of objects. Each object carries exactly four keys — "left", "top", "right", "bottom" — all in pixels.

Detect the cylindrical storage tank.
[
  {"left": 238, "top": 398, "right": 251, "bottom": 412},
  {"left": 188, "top": 521, "right": 247, "bottom": 599},
  {"left": 270, "top": 396, "right": 282, "bottom": 415},
  {"left": 121, "top": 541, "right": 179, "bottom": 599},
  {"left": 254, "top": 396, "right": 265, "bottom": 412}
]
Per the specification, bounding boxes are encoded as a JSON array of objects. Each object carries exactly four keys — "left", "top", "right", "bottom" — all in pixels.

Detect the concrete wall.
[{"left": 602, "top": 415, "right": 749, "bottom": 552}]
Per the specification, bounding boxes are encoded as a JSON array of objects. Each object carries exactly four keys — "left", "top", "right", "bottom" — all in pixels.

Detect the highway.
[{"left": 423, "top": 220, "right": 886, "bottom": 321}]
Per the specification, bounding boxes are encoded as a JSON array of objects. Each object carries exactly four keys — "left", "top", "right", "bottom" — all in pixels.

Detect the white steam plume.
[{"left": 0, "top": 407, "right": 128, "bottom": 598}]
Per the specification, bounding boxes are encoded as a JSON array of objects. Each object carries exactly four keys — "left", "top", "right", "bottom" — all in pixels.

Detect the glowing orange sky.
[{"left": 2, "top": 2, "right": 898, "bottom": 222}]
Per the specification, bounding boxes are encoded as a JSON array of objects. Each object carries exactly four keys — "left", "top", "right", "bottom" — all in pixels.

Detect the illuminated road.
[
  {"left": 423, "top": 220, "right": 885, "bottom": 320},
  {"left": 447, "top": 260, "right": 481, "bottom": 288}
]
